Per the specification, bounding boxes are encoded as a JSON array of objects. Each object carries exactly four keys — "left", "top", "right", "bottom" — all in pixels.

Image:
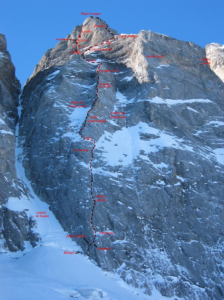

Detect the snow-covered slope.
[{"left": 0, "top": 119, "right": 174, "bottom": 300}]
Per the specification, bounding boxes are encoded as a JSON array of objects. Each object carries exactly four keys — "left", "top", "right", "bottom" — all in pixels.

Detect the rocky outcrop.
[
  {"left": 206, "top": 43, "right": 224, "bottom": 83},
  {"left": 2, "top": 208, "right": 39, "bottom": 251},
  {"left": 27, "top": 17, "right": 118, "bottom": 84},
  {"left": 19, "top": 17, "right": 224, "bottom": 299},
  {"left": 0, "top": 34, "right": 39, "bottom": 252}
]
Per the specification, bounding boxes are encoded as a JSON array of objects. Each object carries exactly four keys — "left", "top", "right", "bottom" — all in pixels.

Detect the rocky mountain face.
[
  {"left": 0, "top": 34, "right": 39, "bottom": 252},
  {"left": 1, "top": 16, "right": 224, "bottom": 299}
]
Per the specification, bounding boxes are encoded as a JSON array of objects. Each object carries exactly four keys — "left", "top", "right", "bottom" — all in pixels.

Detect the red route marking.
[{"left": 76, "top": 17, "right": 134, "bottom": 256}]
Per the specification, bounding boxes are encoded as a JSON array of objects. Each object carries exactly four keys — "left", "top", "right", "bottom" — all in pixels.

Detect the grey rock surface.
[
  {"left": 0, "top": 34, "right": 39, "bottom": 252},
  {"left": 19, "top": 17, "right": 224, "bottom": 299},
  {"left": 2, "top": 208, "right": 39, "bottom": 251},
  {"left": 27, "top": 17, "right": 118, "bottom": 84}
]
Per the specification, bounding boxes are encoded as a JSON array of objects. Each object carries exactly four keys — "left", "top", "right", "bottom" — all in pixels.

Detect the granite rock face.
[
  {"left": 19, "top": 18, "right": 224, "bottom": 299},
  {"left": 0, "top": 34, "right": 39, "bottom": 252},
  {"left": 27, "top": 17, "right": 118, "bottom": 84},
  {"left": 206, "top": 43, "right": 224, "bottom": 83}
]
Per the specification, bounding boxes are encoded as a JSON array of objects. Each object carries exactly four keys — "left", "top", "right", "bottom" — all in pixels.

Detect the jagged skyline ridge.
[{"left": 1, "top": 0, "right": 224, "bottom": 85}]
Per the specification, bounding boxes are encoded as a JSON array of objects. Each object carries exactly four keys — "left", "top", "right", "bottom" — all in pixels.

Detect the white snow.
[
  {"left": 0, "top": 244, "right": 165, "bottom": 300},
  {"left": 69, "top": 106, "right": 91, "bottom": 127},
  {"left": 118, "top": 201, "right": 124, "bottom": 205},
  {"left": 155, "top": 65, "right": 170, "bottom": 69},
  {"left": 6, "top": 197, "right": 32, "bottom": 212},
  {"left": 207, "top": 121, "right": 224, "bottom": 127},
  {"left": 143, "top": 96, "right": 213, "bottom": 105},
  {"left": 96, "top": 122, "right": 194, "bottom": 167},
  {"left": 0, "top": 51, "right": 7, "bottom": 58},
  {"left": 0, "top": 129, "right": 14, "bottom": 135},
  {"left": 0, "top": 118, "right": 6, "bottom": 124},
  {"left": 194, "top": 130, "right": 203, "bottom": 136},
  {"left": 176, "top": 175, "right": 185, "bottom": 182},
  {"left": 187, "top": 107, "right": 199, "bottom": 114},
  {"left": 156, "top": 180, "right": 166, "bottom": 185},
  {"left": 46, "top": 70, "right": 60, "bottom": 80},
  {"left": 121, "top": 76, "right": 133, "bottom": 81},
  {"left": 62, "top": 106, "right": 91, "bottom": 142},
  {"left": 116, "top": 90, "right": 128, "bottom": 104},
  {"left": 213, "top": 148, "right": 224, "bottom": 165},
  {"left": 0, "top": 100, "right": 174, "bottom": 300}
]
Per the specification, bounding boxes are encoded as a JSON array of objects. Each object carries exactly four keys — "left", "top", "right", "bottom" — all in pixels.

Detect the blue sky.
[{"left": 1, "top": 0, "right": 224, "bottom": 87}]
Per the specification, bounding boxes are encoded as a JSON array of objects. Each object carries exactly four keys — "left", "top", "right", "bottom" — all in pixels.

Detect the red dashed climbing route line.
[{"left": 76, "top": 17, "right": 114, "bottom": 255}]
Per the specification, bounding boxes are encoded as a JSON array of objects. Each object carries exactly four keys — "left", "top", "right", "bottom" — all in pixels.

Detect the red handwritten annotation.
[
  {"left": 81, "top": 12, "right": 101, "bottom": 16},
  {"left": 88, "top": 120, "right": 107, "bottom": 123},
  {"left": 97, "top": 69, "right": 120, "bottom": 73},
  {"left": 68, "top": 101, "right": 86, "bottom": 108},
  {"left": 110, "top": 112, "right": 126, "bottom": 119},
  {"left": 66, "top": 235, "right": 85, "bottom": 238},
  {"left": 73, "top": 17, "right": 114, "bottom": 254},
  {"left": 92, "top": 48, "right": 112, "bottom": 51},
  {"left": 56, "top": 38, "right": 76, "bottom": 41},
  {"left": 116, "top": 35, "right": 137, "bottom": 38},
  {"left": 100, "top": 232, "right": 114, "bottom": 235},
  {"left": 77, "top": 39, "right": 89, "bottom": 42},
  {"left": 36, "top": 212, "right": 49, "bottom": 218},
  {"left": 99, "top": 83, "right": 111, "bottom": 88},
  {"left": 68, "top": 105, "right": 86, "bottom": 108},
  {"left": 97, "top": 195, "right": 106, "bottom": 202},
  {"left": 146, "top": 55, "right": 164, "bottom": 58},
  {"left": 202, "top": 58, "right": 210, "bottom": 65},
  {"left": 97, "top": 248, "right": 111, "bottom": 250},
  {"left": 87, "top": 116, "right": 107, "bottom": 123}
]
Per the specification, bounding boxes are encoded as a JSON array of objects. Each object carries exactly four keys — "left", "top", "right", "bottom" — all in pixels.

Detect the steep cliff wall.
[
  {"left": 0, "top": 34, "right": 39, "bottom": 252},
  {"left": 19, "top": 18, "right": 224, "bottom": 299}
]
